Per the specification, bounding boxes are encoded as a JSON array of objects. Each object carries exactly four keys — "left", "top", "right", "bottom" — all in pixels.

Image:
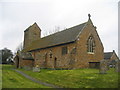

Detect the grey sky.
[{"left": 0, "top": 0, "right": 119, "bottom": 55}]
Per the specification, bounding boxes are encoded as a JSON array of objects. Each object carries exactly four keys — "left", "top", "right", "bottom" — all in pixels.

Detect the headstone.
[
  {"left": 99, "top": 60, "right": 108, "bottom": 74},
  {"left": 33, "top": 65, "right": 40, "bottom": 72},
  {"left": 115, "top": 60, "right": 120, "bottom": 72}
]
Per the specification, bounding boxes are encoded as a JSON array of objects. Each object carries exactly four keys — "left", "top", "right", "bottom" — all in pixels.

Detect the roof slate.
[
  {"left": 23, "top": 22, "right": 87, "bottom": 52},
  {"left": 104, "top": 52, "right": 113, "bottom": 59},
  {"left": 19, "top": 52, "right": 34, "bottom": 60}
]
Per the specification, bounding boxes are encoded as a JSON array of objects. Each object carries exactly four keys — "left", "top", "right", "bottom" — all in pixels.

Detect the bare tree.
[
  {"left": 53, "top": 26, "right": 60, "bottom": 33},
  {"left": 42, "top": 31, "right": 49, "bottom": 37},
  {"left": 43, "top": 26, "right": 62, "bottom": 37},
  {"left": 14, "top": 42, "right": 23, "bottom": 54}
]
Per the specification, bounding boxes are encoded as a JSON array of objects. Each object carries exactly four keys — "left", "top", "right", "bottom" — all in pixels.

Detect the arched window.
[
  {"left": 87, "top": 35, "right": 95, "bottom": 53},
  {"left": 49, "top": 50, "right": 52, "bottom": 58}
]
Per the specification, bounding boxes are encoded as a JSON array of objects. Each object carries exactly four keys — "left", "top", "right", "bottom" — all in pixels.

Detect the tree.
[
  {"left": 43, "top": 26, "right": 63, "bottom": 37},
  {"left": 14, "top": 42, "right": 23, "bottom": 54},
  {"left": 16, "top": 42, "right": 23, "bottom": 51},
  {"left": 1, "top": 48, "right": 13, "bottom": 64}
]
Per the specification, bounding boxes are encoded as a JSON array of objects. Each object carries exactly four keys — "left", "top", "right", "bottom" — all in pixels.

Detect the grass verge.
[
  {"left": 2, "top": 65, "right": 50, "bottom": 88},
  {"left": 19, "top": 67, "right": 118, "bottom": 88}
]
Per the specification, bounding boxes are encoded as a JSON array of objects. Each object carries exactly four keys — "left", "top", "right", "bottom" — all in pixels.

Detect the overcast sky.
[{"left": 0, "top": 0, "right": 119, "bottom": 55}]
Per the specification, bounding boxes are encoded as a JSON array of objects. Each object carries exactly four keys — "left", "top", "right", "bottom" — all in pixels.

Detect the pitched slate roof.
[
  {"left": 104, "top": 52, "right": 113, "bottom": 59},
  {"left": 23, "top": 22, "right": 87, "bottom": 52},
  {"left": 18, "top": 52, "right": 34, "bottom": 60}
]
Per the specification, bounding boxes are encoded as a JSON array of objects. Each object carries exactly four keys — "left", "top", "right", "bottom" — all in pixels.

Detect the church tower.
[{"left": 23, "top": 22, "right": 41, "bottom": 49}]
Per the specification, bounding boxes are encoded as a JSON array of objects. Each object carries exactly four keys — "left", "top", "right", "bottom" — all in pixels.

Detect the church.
[{"left": 14, "top": 14, "right": 104, "bottom": 69}]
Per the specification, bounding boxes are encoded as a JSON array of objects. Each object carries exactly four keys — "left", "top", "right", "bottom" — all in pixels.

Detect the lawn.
[
  {"left": 19, "top": 67, "right": 119, "bottom": 88},
  {"left": 2, "top": 65, "right": 50, "bottom": 88},
  {"left": 2, "top": 65, "right": 119, "bottom": 88}
]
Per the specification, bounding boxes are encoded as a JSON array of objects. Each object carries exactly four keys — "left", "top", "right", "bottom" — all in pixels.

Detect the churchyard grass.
[
  {"left": 2, "top": 65, "right": 50, "bottom": 88},
  {"left": 19, "top": 67, "right": 118, "bottom": 88}
]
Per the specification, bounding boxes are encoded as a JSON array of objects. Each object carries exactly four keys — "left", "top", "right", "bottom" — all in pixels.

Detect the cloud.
[{"left": 0, "top": 0, "right": 118, "bottom": 55}]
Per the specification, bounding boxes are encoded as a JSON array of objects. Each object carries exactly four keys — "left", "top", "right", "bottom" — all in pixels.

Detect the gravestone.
[
  {"left": 33, "top": 65, "right": 40, "bottom": 72},
  {"left": 115, "top": 60, "right": 120, "bottom": 72},
  {"left": 99, "top": 60, "right": 108, "bottom": 74}
]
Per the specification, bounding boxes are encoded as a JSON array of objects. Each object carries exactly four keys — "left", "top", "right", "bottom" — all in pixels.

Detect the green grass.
[
  {"left": 2, "top": 65, "right": 118, "bottom": 88},
  {"left": 2, "top": 65, "right": 50, "bottom": 88},
  {"left": 20, "top": 67, "right": 119, "bottom": 88}
]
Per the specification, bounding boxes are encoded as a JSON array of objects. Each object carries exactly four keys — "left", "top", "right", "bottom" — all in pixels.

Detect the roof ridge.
[{"left": 41, "top": 22, "right": 87, "bottom": 39}]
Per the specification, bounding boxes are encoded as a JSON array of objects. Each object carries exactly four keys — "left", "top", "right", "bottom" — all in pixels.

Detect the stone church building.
[
  {"left": 14, "top": 14, "right": 104, "bottom": 69},
  {"left": 104, "top": 50, "right": 119, "bottom": 67}
]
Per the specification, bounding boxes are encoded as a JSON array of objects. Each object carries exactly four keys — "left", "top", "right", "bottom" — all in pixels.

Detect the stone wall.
[
  {"left": 19, "top": 59, "right": 34, "bottom": 68},
  {"left": 109, "top": 52, "right": 119, "bottom": 62},
  {"left": 76, "top": 20, "right": 104, "bottom": 68},
  {"left": 32, "top": 42, "right": 77, "bottom": 69},
  {"left": 14, "top": 55, "right": 19, "bottom": 68},
  {"left": 24, "top": 23, "right": 41, "bottom": 49}
]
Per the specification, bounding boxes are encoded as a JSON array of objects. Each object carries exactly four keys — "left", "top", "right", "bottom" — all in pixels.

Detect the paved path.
[{"left": 13, "top": 69, "right": 61, "bottom": 88}]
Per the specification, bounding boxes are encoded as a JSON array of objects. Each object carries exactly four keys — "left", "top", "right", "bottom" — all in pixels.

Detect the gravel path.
[{"left": 13, "top": 69, "right": 61, "bottom": 88}]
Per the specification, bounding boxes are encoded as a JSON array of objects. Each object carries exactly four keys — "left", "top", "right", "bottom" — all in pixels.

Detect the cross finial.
[{"left": 88, "top": 14, "right": 91, "bottom": 19}]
